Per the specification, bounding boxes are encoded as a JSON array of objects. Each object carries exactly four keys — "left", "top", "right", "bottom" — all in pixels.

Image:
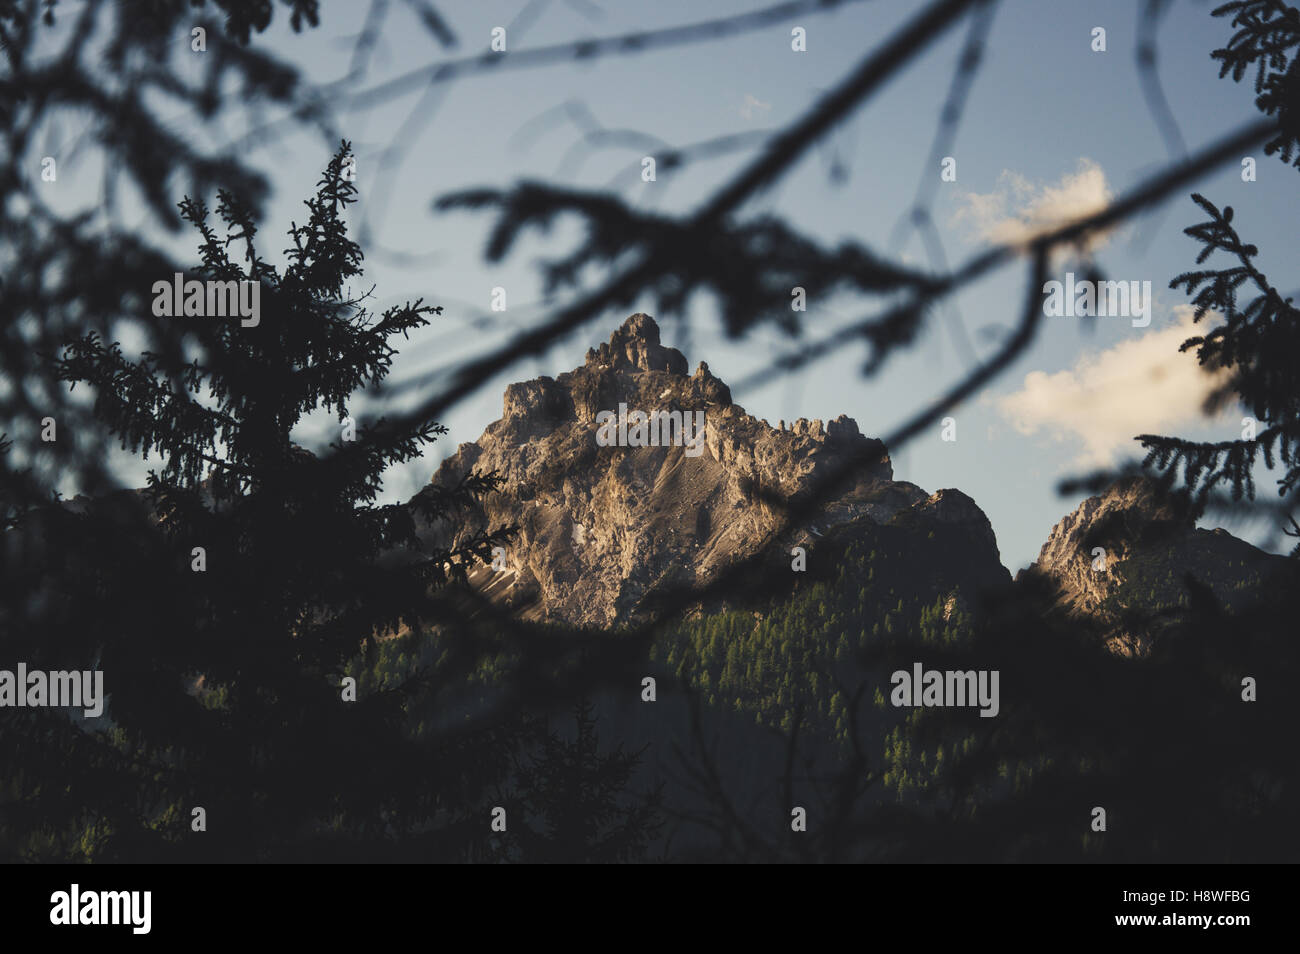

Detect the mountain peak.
[
  {"left": 1025, "top": 474, "right": 1281, "bottom": 654},
  {"left": 414, "top": 313, "right": 1001, "bottom": 627},
  {"left": 618, "top": 312, "right": 660, "bottom": 342},
  {"left": 584, "top": 312, "right": 689, "bottom": 375}
]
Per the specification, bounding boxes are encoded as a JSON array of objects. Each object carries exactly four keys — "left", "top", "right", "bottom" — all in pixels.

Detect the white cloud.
[
  {"left": 740, "top": 93, "right": 771, "bottom": 120},
  {"left": 993, "top": 306, "right": 1234, "bottom": 466},
  {"left": 953, "top": 159, "right": 1115, "bottom": 254}
]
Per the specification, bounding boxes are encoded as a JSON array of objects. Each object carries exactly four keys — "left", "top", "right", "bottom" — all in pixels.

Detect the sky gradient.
[{"left": 44, "top": 0, "right": 1300, "bottom": 571}]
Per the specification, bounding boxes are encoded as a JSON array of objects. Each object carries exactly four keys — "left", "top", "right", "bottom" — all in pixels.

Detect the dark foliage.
[{"left": 2, "top": 0, "right": 1297, "bottom": 864}]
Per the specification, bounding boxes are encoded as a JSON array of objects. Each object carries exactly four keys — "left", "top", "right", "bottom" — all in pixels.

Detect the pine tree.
[
  {"left": 1140, "top": 192, "right": 1300, "bottom": 553},
  {"left": 27, "top": 142, "right": 529, "bottom": 861},
  {"left": 503, "top": 700, "right": 663, "bottom": 863}
]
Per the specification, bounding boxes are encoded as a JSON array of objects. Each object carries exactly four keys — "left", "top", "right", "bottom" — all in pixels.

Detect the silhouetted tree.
[
  {"left": 500, "top": 701, "right": 663, "bottom": 863},
  {"left": 3, "top": 142, "right": 537, "bottom": 861},
  {"left": 3, "top": 0, "right": 1295, "bottom": 866}
]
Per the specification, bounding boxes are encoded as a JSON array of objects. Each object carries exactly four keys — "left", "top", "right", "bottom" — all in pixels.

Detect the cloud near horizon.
[
  {"left": 993, "top": 306, "right": 1235, "bottom": 467},
  {"left": 953, "top": 159, "right": 1115, "bottom": 254}
]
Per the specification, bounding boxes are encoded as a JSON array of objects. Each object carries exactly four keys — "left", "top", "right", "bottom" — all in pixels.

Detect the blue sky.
[{"left": 41, "top": 0, "right": 1300, "bottom": 571}]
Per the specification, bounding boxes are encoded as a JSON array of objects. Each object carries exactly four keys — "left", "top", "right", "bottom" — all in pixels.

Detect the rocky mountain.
[
  {"left": 413, "top": 314, "right": 1010, "bottom": 628},
  {"left": 1023, "top": 475, "right": 1289, "bottom": 655},
  {"left": 24, "top": 313, "right": 1284, "bottom": 659}
]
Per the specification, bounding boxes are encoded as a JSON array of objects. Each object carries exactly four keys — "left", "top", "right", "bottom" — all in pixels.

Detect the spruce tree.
[
  {"left": 15, "top": 142, "right": 525, "bottom": 861},
  {"left": 500, "top": 700, "right": 663, "bottom": 863},
  {"left": 1138, "top": 192, "right": 1300, "bottom": 551}
]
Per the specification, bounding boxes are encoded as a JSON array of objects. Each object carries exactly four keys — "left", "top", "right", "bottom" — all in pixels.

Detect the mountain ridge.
[{"left": 413, "top": 313, "right": 1010, "bottom": 628}]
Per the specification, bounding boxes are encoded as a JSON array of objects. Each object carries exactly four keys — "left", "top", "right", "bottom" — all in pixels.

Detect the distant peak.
[
  {"left": 618, "top": 312, "right": 660, "bottom": 344},
  {"left": 585, "top": 313, "right": 688, "bottom": 375}
]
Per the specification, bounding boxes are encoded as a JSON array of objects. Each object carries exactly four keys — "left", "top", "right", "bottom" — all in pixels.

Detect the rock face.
[
  {"left": 1025, "top": 476, "right": 1286, "bottom": 655},
  {"left": 414, "top": 314, "right": 1009, "bottom": 628},
  {"left": 1027, "top": 477, "right": 1188, "bottom": 618}
]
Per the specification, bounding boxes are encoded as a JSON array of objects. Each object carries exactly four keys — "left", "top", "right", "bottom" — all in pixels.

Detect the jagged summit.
[
  {"left": 584, "top": 313, "right": 689, "bottom": 376},
  {"left": 414, "top": 314, "right": 1007, "bottom": 627},
  {"left": 1027, "top": 476, "right": 1200, "bottom": 620},
  {"left": 1024, "top": 475, "right": 1286, "bottom": 655}
]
